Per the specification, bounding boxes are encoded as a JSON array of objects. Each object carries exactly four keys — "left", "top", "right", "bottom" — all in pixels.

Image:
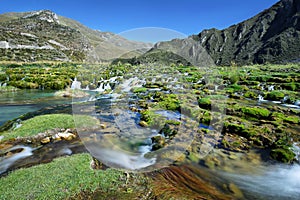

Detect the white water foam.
[
  {"left": 223, "top": 164, "right": 300, "bottom": 199},
  {"left": 0, "top": 145, "right": 34, "bottom": 174}
]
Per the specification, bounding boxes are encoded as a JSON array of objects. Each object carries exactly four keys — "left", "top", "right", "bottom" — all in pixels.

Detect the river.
[{"left": 0, "top": 89, "right": 300, "bottom": 199}]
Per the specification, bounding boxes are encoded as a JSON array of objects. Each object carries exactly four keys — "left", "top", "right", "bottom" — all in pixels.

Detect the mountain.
[
  {"left": 0, "top": 10, "right": 152, "bottom": 62},
  {"left": 113, "top": 37, "right": 216, "bottom": 67},
  {"left": 197, "top": 0, "right": 300, "bottom": 65},
  {"left": 139, "top": 0, "right": 300, "bottom": 66}
]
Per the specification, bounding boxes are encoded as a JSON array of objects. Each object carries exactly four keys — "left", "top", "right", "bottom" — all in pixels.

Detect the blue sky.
[{"left": 0, "top": 0, "right": 279, "bottom": 41}]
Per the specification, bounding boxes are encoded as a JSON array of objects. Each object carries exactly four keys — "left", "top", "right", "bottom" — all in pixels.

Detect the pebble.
[
  {"left": 100, "top": 124, "right": 107, "bottom": 129},
  {"left": 139, "top": 121, "right": 148, "bottom": 127},
  {"left": 57, "top": 132, "right": 76, "bottom": 141},
  {"left": 41, "top": 137, "right": 51, "bottom": 144}
]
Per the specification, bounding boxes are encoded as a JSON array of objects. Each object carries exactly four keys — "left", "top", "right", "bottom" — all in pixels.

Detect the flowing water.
[
  {"left": 220, "top": 163, "right": 300, "bottom": 199},
  {"left": 1, "top": 89, "right": 300, "bottom": 199}
]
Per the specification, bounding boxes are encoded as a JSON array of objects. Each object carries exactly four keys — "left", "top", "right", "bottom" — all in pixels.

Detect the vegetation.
[
  {"left": 0, "top": 153, "right": 149, "bottom": 199},
  {"left": 0, "top": 62, "right": 299, "bottom": 198},
  {"left": 0, "top": 114, "right": 99, "bottom": 140}
]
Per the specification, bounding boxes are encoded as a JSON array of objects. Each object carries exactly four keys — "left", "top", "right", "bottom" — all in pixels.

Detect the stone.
[
  {"left": 228, "top": 183, "right": 244, "bottom": 198},
  {"left": 100, "top": 124, "right": 107, "bottom": 129},
  {"left": 57, "top": 132, "right": 76, "bottom": 141},
  {"left": 139, "top": 121, "right": 148, "bottom": 127},
  {"left": 41, "top": 137, "right": 51, "bottom": 144},
  {"left": 52, "top": 134, "right": 62, "bottom": 141},
  {"left": 228, "top": 154, "right": 238, "bottom": 160},
  {"left": 151, "top": 135, "right": 165, "bottom": 150},
  {"left": 130, "top": 107, "right": 138, "bottom": 112}
]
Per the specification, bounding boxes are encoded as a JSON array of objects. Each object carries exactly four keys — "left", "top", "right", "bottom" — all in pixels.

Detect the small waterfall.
[
  {"left": 71, "top": 77, "right": 81, "bottom": 90},
  {"left": 268, "top": 85, "right": 274, "bottom": 91},
  {"left": 119, "top": 77, "right": 143, "bottom": 92},
  {"left": 282, "top": 95, "right": 290, "bottom": 103},
  {"left": 214, "top": 85, "right": 219, "bottom": 91},
  {"left": 258, "top": 95, "right": 265, "bottom": 102},
  {"left": 95, "top": 83, "right": 104, "bottom": 92},
  {"left": 292, "top": 143, "right": 300, "bottom": 162},
  {"left": 104, "top": 83, "right": 111, "bottom": 90}
]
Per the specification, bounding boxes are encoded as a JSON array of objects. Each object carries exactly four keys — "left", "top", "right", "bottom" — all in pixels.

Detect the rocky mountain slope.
[
  {"left": 0, "top": 10, "right": 152, "bottom": 62},
  {"left": 141, "top": 0, "right": 300, "bottom": 66},
  {"left": 113, "top": 37, "right": 216, "bottom": 67},
  {"left": 196, "top": 0, "right": 300, "bottom": 65}
]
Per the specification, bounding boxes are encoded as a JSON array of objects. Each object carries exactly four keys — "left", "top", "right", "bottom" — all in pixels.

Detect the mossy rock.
[
  {"left": 240, "top": 107, "right": 270, "bottom": 119},
  {"left": 132, "top": 87, "right": 147, "bottom": 93},
  {"left": 244, "top": 91, "right": 258, "bottom": 99},
  {"left": 224, "top": 122, "right": 246, "bottom": 135},
  {"left": 159, "top": 124, "right": 178, "bottom": 138},
  {"left": 157, "top": 94, "right": 180, "bottom": 111},
  {"left": 265, "top": 91, "right": 285, "bottom": 101},
  {"left": 151, "top": 135, "right": 166, "bottom": 150},
  {"left": 270, "top": 147, "right": 295, "bottom": 163},
  {"left": 198, "top": 97, "right": 211, "bottom": 110},
  {"left": 282, "top": 82, "right": 298, "bottom": 91}
]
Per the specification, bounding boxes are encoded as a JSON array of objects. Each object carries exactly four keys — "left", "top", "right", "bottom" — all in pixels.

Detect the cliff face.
[{"left": 197, "top": 0, "right": 300, "bottom": 65}]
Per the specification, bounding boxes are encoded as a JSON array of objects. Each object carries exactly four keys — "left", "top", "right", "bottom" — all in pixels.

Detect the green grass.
[
  {"left": 0, "top": 154, "right": 130, "bottom": 199},
  {"left": 1, "top": 114, "right": 99, "bottom": 140}
]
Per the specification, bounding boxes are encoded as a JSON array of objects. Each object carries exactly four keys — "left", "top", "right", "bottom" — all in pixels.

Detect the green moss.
[
  {"left": 284, "top": 116, "right": 300, "bottom": 124},
  {"left": 224, "top": 122, "right": 246, "bottom": 134},
  {"left": 265, "top": 91, "right": 285, "bottom": 101},
  {"left": 270, "top": 147, "right": 295, "bottom": 163},
  {"left": 228, "top": 84, "right": 243, "bottom": 92},
  {"left": 0, "top": 153, "right": 142, "bottom": 199},
  {"left": 140, "top": 110, "right": 165, "bottom": 128},
  {"left": 221, "top": 138, "right": 230, "bottom": 148},
  {"left": 198, "top": 98, "right": 211, "bottom": 110},
  {"left": 157, "top": 94, "right": 180, "bottom": 111},
  {"left": 165, "top": 120, "right": 181, "bottom": 125},
  {"left": 282, "top": 82, "right": 298, "bottom": 91},
  {"left": 132, "top": 87, "right": 147, "bottom": 93},
  {"left": 187, "top": 152, "right": 200, "bottom": 163},
  {"left": 271, "top": 112, "right": 299, "bottom": 124},
  {"left": 240, "top": 107, "right": 270, "bottom": 119},
  {"left": 244, "top": 91, "right": 258, "bottom": 99}
]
